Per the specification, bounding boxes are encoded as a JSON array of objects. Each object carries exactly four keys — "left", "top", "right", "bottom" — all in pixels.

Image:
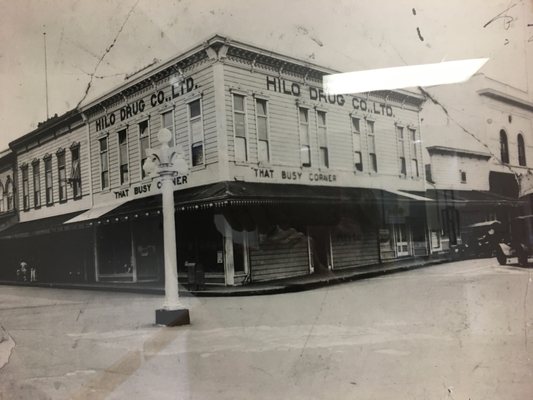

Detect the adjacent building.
[{"left": 422, "top": 74, "right": 532, "bottom": 254}]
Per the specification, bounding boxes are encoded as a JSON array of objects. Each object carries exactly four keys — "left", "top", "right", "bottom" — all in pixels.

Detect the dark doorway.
[{"left": 308, "top": 226, "right": 330, "bottom": 272}]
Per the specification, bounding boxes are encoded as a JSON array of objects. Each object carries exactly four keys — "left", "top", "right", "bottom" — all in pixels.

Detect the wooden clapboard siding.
[
  {"left": 250, "top": 239, "right": 310, "bottom": 282},
  {"left": 331, "top": 232, "right": 379, "bottom": 269},
  {"left": 222, "top": 63, "right": 424, "bottom": 176},
  {"left": 224, "top": 65, "right": 301, "bottom": 166},
  {"left": 17, "top": 123, "right": 89, "bottom": 217},
  {"left": 89, "top": 62, "right": 217, "bottom": 196}
]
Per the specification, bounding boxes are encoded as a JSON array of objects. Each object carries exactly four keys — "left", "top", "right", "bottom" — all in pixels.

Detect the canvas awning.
[
  {"left": 63, "top": 200, "right": 129, "bottom": 224},
  {"left": 383, "top": 189, "right": 433, "bottom": 202},
  {"left": 0, "top": 211, "right": 87, "bottom": 239}
]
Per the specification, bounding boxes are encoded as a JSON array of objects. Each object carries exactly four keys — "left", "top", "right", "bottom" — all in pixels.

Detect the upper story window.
[
  {"left": 139, "top": 120, "right": 150, "bottom": 179},
  {"left": 189, "top": 99, "right": 204, "bottom": 167},
  {"left": 32, "top": 161, "right": 41, "bottom": 208},
  {"left": 118, "top": 129, "right": 129, "bottom": 185},
  {"left": 518, "top": 133, "right": 526, "bottom": 166},
  {"left": 21, "top": 165, "right": 29, "bottom": 211},
  {"left": 57, "top": 151, "right": 67, "bottom": 202},
  {"left": 99, "top": 137, "right": 109, "bottom": 190},
  {"left": 70, "top": 145, "right": 82, "bottom": 199},
  {"left": 233, "top": 94, "right": 247, "bottom": 162},
  {"left": 396, "top": 125, "right": 406, "bottom": 176},
  {"left": 5, "top": 177, "right": 14, "bottom": 211},
  {"left": 367, "top": 120, "right": 377, "bottom": 173},
  {"left": 161, "top": 110, "right": 175, "bottom": 146},
  {"left": 0, "top": 182, "right": 4, "bottom": 213},
  {"left": 460, "top": 170, "right": 467, "bottom": 183},
  {"left": 500, "top": 129, "right": 509, "bottom": 164},
  {"left": 317, "top": 111, "right": 328, "bottom": 168},
  {"left": 44, "top": 156, "right": 53, "bottom": 205},
  {"left": 256, "top": 98, "right": 269, "bottom": 163},
  {"left": 409, "top": 128, "right": 419, "bottom": 177},
  {"left": 352, "top": 116, "right": 363, "bottom": 172},
  {"left": 299, "top": 107, "right": 311, "bottom": 167}
]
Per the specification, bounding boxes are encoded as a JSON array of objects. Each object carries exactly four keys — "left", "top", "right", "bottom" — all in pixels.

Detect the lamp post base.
[{"left": 155, "top": 308, "right": 190, "bottom": 326}]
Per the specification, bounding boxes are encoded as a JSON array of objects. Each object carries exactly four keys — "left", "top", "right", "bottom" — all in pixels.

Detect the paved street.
[{"left": 1, "top": 259, "right": 532, "bottom": 400}]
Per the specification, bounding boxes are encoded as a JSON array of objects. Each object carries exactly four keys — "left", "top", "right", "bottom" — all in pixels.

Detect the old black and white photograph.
[{"left": 1, "top": 0, "right": 533, "bottom": 398}]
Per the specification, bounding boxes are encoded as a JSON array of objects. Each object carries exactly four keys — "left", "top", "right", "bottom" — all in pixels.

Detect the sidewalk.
[{"left": 0, "top": 255, "right": 450, "bottom": 296}]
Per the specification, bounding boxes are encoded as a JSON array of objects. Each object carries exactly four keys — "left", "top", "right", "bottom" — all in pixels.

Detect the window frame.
[
  {"left": 351, "top": 115, "right": 363, "bottom": 172},
  {"left": 57, "top": 150, "right": 67, "bottom": 203},
  {"left": 44, "top": 156, "right": 53, "bottom": 205},
  {"left": 255, "top": 97, "right": 270, "bottom": 163},
  {"left": 232, "top": 93, "right": 248, "bottom": 162},
  {"left": 138, "top": 118, "right": 151, "bottom": 180},
  {"left": 21, "top": 164, "right": 30, "bottom": 211},
  {"left": 518, "top": 133, "right": 526, "bottom": 166},
  {"left": 396, "top": 125, "right": 406, "bottom": 176},
  {"left": 316, "top": 110, "right": 329, "bottom": 168},
  {"left": 298, "top": 106, "right": 311, "bottom": 167},
  {"left": 367, "top": 119, "right": 377, "bottom": 173},
  {"left": 188, "top": 97, "right": 205, "bottom": 167},
  {"left": 32, "top": 160, "right": 41, "bottom": 208},
  {"left": 161, "top": 109, "right": 176, "bottom": 147},
  {"left": 500, "top": 129, "right": 509, "bottom": 164},
  {"left": 118, "top": 128, "right": 129, "bottom": 185},
  {"left": 70, "top": 144, "right": 82, "bottom": 200},
  {"left": 99, "top": 136, "right": 110, "bottom": 190}
]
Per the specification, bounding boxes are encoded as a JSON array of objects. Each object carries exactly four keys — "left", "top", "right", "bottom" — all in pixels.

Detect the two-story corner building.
[
  {"left": 422, "top": 74, "right": 532, "bottom": 254},
  {"left": 0, "top": 35, "right": 430, "bottom": 286}
]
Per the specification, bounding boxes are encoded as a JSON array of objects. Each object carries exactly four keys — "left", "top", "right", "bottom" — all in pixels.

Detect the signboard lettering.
[
  {"left": 94, "top": 77, "right": 196, "bottom": 132},
  {"left": 266, "top": 76, "right": 395, "bottom": 117}
]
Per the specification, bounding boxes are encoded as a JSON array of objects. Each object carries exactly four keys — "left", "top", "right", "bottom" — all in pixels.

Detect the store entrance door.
[
  {"left": 394, "top": 224, "right": 410, "bottom": 257},
  {"left": 308, "top": 226, "right": 331, "bottom": 272}
]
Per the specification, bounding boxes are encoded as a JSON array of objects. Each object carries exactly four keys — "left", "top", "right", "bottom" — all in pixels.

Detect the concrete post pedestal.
[{"left": 155, "top": 308, "right": 190, "bottom": 326}]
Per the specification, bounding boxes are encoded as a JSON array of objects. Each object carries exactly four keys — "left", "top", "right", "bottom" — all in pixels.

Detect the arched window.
[
  {"left": 500, "top": 130, "right": 509, "bottom": 164},
  {"left": 518, "top": 133, "right": 526, "bottom": 166}
]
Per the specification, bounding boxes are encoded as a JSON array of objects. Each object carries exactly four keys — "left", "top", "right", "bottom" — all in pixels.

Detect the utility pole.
[{"left": 43, "top": 31, "right": 49, "bottom": 119}]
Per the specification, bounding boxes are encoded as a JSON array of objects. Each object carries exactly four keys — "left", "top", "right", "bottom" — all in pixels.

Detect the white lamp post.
[{"left": 143, "top": 128, "right": 190, "bottom": 326}]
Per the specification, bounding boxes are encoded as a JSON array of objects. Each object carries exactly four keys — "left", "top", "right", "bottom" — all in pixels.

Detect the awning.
[
  {"left": 64, "top": 200, "right": 129, "bottom": 224},
  {"left": 0, "top": 211, "right": 87, "bottom": 239},
  {"left": 384, "top": 189, "right": 433, "bottom": 202},
  {"left": 428, "top": 189, "right": 525, "bottom": 207}
]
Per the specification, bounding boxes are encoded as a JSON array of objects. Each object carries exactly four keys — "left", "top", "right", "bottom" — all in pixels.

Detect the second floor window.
[
  {"left": 57, "top": 152, "right": 66, "bottom": 202},
  {"left": 99, "top": 137, "right": 109, "bottom": 189},
  {"left": 22, "top": 166, "right": 29, "bottom": 210},
  {"left": 118, "top": 129, "right": 129, "bottom": 185},
  {"left": 256, "top": 98, "right": 269, "bottom": 163},
  {"left": 352, "top": 117, "right": 363, "bottom": 171},
  {"left": 317, "top": 111, "right": 328, "bottom": 168},
  {"left": 367, "top": 120, "right": 377, "bottom": 172},
  {"left": 396, "top": 126, "right": 406, "bottom": 176},
  {"left": 5, "top": 178, "right": 14, "bottom": 210},
  {"left": 33, "top": 162, "right": 41, "bottom": 207},
  {"left": 161, "top": 110, "right": 175, "bottom": 146},
  {"left": 233, "top": 94, "right": 247, "bottom": 162},
  {"left": 139, "top": 120, "right": 150, "bottom": 179},
  {"left": 189, "top": 99, "right": 204, "bottom": 167},
  {"left": 44, "top": 157, "right": 53, "bottom": 204},
  {"left": 299, "top": 107, "right": 311, "bottom": 167},
  {"left": 70, "top": 146, "right": 82, "bottom": 199},
  {"left": 518, "top": 133, "right": 526, "bottom": 166},
  {"left": 410, "top": 128, "right": 419, "bottom": 177},
  {"left": 500, "top": 130, "right": 509, "bottom": 164}
]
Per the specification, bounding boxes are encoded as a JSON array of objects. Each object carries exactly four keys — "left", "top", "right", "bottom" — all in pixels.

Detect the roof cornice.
[
  {"left": 478, "top": 88, "right": 533, "bottom": 113},
  {"left": 426, "top": 145, "right": 491, "bottom": 159}
]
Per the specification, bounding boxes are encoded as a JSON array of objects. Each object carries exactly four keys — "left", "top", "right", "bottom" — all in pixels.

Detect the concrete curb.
[{"left": 0, "top": 258, "right": 449, "bottom": 297}]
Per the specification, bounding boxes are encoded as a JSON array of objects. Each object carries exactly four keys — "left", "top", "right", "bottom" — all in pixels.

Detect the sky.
[{"left": 1, "top": 0, "right": 532, "bottom": 150}]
